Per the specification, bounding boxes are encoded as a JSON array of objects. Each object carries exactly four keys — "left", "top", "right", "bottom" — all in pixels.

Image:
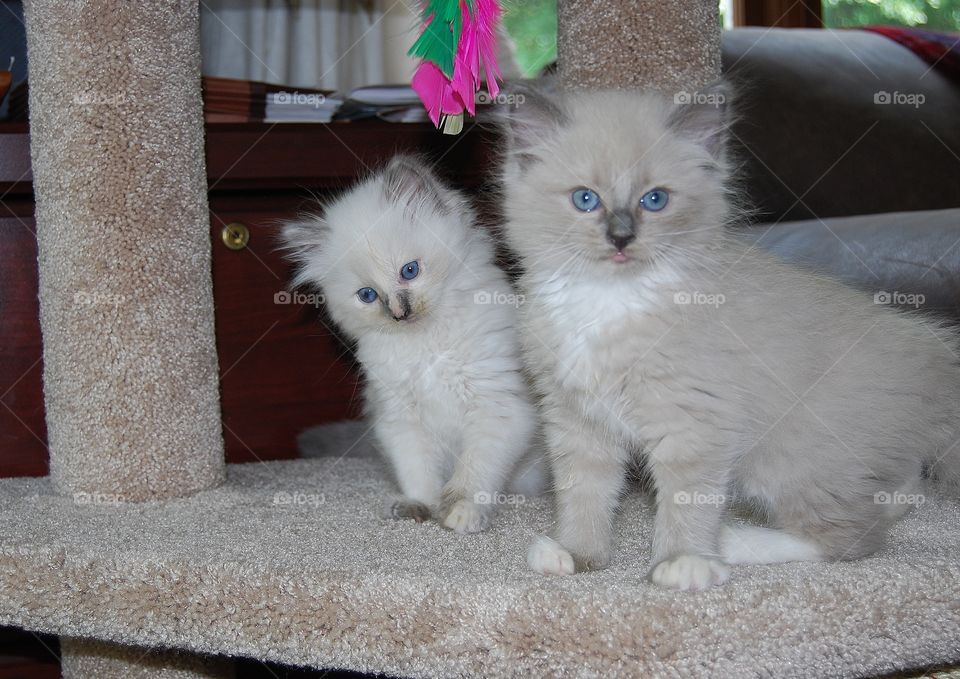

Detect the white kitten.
[
  {"left": 498, "top": 85, "right": 960, "bottom": 588},
  {"left": 281, "top": 155, "right": 545, "bottom": 532}
]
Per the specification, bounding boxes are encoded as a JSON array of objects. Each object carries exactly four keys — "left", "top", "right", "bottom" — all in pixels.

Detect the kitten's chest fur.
[
  {"left": 525, "top": 270, "right": 683, "bottom": 442},
  {"left": 360, "top": 332, "right": 470, "bottom": 436}
]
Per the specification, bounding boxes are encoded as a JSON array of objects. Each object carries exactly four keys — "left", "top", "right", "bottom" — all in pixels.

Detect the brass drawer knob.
[{"left": 222, "top": 222, "right": 250, "bottom": 250}]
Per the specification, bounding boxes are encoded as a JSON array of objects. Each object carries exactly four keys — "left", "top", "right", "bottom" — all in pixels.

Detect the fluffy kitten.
[
  {"left": 498, "top": 86, "right": 960, "bottom": 589},
  {"left": 281, "top": 155, "right": 545, "bottom": 532}
]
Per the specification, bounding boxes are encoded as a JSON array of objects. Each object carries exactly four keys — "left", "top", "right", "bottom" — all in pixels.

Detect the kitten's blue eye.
[
  {"left": 640, "top": 188, "right": 669, "bottom": 212},
  {"left": 357, "top": 287, "right": 378, "bottom": 303},
  {"left": 571, "top": 188, "right": 601, "bottom": 212},
  {"left": 400, "top": 260, "right": 419, "bottom": 280}
]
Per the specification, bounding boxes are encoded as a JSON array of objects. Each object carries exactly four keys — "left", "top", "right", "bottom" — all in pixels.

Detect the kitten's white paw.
[
  {"left": 650, "top": 555, "right": 730, "bottom": 591},
  {"left": 441, "top": 499, "right": 490, "bottom": 534},
  {"left": 527, "top": 536, "right": 575, "bottom": 576}
]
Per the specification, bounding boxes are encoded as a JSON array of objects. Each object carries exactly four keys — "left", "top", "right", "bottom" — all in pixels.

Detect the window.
[{"left": 823, "top": 0, "right": 960, "bottom": 30}]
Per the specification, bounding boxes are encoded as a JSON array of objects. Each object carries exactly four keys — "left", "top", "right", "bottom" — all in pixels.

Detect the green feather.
[{"left": 407, "top": 0, "right": 471, "bottom": 78}]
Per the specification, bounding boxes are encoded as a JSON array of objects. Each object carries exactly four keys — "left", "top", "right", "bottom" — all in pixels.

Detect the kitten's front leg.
[
  {"left": 647, "top": 435, "right": 732, "bottom": 591},
  {"left": 374, "top": 417, "right": 444, "bottom": 524},
  {"left": 439, "top": 397, "right": 536, "bottom": 534},
  {"left": 528, "top": 410, "right": 629, "bottom": 575}
]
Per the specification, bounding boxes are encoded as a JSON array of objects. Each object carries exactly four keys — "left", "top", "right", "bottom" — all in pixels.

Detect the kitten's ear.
[
  {"left": 277, "top": 215, "right": 330, "bottom": 288},
  {"left": 497, "top": 78, "right": 565, "bottom": 165},
  {"left": 667, "top": 80, "right": 732, "bottom": 161},
  {"left": 381, "top": 154, "right": 451, "bottom": 213}
]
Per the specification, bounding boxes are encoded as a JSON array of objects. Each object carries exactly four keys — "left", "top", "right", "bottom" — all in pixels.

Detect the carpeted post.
[
  {"left": 22, "top": 0, "right": 225, "bottom": 501},
  {"left": 60, "top": 639, "right": 234, "bottom": 679},
  {"left": 23, "top": 0, "right": 226, "bottom": 675},
  {"left": 556, "top": 0, "right": 721, "bottom": 92}
]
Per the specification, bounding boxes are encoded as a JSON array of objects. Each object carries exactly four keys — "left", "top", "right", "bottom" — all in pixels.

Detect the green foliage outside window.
[
  {"left": 501, "top": 0, "right": 557, "bottom": 77},
  {"left": 822, "top": 0, "right": 960, "bottom": 31}
]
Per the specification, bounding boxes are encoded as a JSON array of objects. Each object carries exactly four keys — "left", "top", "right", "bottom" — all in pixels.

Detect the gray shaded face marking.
[
  {"left": 605, "top": 208, "right": 637, "bottom": 251},
  {"left": 386, "top": 289, "right": 413, "bottom": 321}
]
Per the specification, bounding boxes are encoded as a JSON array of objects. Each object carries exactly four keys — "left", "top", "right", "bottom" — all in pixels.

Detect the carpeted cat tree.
[{"left": 1, "top": 1, "right": 957, "bottom": 678}]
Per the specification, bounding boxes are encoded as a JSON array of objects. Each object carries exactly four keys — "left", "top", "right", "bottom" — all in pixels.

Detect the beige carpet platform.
[{"left": 0, "top": 457, "right": 957, "bottom": 678}]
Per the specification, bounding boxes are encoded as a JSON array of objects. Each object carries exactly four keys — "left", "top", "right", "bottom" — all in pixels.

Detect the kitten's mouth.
[{"left": 606, "top": 247, "right": 652, "bottom": 267}]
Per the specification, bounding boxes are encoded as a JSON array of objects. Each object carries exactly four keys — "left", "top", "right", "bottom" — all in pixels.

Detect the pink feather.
[
  {"left": 450, "top": 0, "right": 501, "bottom": 115},
  {"left": 412, "top": 61, "right": 462, "bottom": 126},
  {"left": 411, "top": 0, "right": 503, "bottom": 129},
  {"left": 473, "top": 0, "right": 502, "bottom": 99}
]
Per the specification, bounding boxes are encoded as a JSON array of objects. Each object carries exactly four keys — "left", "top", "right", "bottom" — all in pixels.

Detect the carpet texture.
[
  {"left": 60, "top": 638, "right": 233, "bottom": 679},
  {"left": 22, "top": 0, "right": 225, "bottom": 501},
  {"left": 557, "top": 0, "right": 721, "bottom": 93},
  {"left": 0, "top": 458, "right": 957, "bottom": 678}
]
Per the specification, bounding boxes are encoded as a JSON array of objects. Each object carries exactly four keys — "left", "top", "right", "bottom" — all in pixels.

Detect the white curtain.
[{"left": 199, "top": 0, "right": 419, "bottom": 91}]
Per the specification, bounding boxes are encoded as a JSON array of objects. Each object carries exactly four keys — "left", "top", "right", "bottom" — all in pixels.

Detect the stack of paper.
[{"left": 264, "top": 90, "right": 344, "bottom": 123}]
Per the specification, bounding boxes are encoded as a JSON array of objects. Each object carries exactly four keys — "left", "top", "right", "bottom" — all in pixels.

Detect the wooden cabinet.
[
  {"left": 0, "top": 120, "right": 494, "bottom": 473},
  {"left": 0, "top": 209, "right": 46, "bottom": 476}
]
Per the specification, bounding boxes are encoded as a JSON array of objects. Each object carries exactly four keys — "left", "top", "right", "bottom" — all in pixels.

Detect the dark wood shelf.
[
  {"left": 0, "top": 120, "right": 499, "bottom": 200},
  {"left": 0, "top": 122, "right": 32, "bottom": 201}
]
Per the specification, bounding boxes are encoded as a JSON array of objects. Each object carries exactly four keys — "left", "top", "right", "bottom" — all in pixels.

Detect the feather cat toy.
[{"left": 409, "top": 0, "right": 502, "bottom": 134}]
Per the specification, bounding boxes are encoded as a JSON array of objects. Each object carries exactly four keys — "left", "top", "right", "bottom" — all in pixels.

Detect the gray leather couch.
[{"left": 724, "top": 28, "right": 960, "bottom": 319}]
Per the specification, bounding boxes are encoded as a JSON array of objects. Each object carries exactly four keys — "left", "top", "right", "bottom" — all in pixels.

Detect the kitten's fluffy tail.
[
  {"left": 720, "top": 524, "right": 823, "bottom": 565},
  {"left": 297, "top": 420, "right": 380, "bottom": 459}
]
